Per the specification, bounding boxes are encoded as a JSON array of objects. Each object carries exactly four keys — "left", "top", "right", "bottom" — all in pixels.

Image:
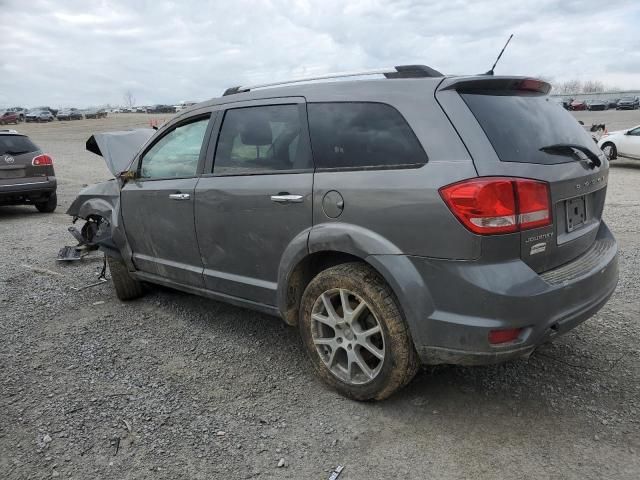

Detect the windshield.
[
  {"left": 0, "top": 136, "right": 39, "bottom": 155},
  {"left": 620, "top": 97, "right": 635, "bottom": 101},
  {"left": 461, "top": 92, "right": 600, "bottom": 165}
]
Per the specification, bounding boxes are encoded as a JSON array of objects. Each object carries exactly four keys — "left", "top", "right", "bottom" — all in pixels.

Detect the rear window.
[
  {"left": 0, "top": 135, "right": 39, "bottom": 156},
  {"left": 461, "top": 93, "right": 599, "bottom": 165},
  {"left": 307, "top": 102, "right": 427, "bottom": 169}
]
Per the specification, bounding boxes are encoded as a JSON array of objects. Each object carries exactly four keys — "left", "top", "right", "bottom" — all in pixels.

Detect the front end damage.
[
  {"left": 59, "top": 128, "right": 154, "bottom": 261},
  {"left": 63, "top": 180, "right": 121, "bottom": 258}
]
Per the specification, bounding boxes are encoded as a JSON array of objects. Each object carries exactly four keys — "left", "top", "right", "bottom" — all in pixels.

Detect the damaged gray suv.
[{"left": 68, "top": 66, "right": 618, "bottom": 400}]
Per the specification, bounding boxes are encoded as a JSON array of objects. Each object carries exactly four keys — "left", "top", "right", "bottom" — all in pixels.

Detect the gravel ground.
[{"left": 1, "top": 112, "right": 639, "bottom": 480}]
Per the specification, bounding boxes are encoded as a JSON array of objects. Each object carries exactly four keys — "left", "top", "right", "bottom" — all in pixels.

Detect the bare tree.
[
  {"left": 123, "top": 90, "right": 136, "bottom": 108},
  {"left": 555, "top": 79, "right": 583, "bottom": 95},
  {"left": 582, "top": 80, "right": 605, "bottom": 94},
  {"left": 552, "top": 78, "right": 622, "bottom": 95}
]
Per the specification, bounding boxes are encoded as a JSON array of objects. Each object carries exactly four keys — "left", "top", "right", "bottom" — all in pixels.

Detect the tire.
[
  {"left": 107, "top": 255, "right": 144, "bottom": 301},
  {"left": 35, "top": 192, "right": 57, "bottom": 213},
  {"left": 601, "top": 142, "right": 617, "bottom": 160},
  {"left": 299, "top": 262, "right": 418, "bottom": 401}
]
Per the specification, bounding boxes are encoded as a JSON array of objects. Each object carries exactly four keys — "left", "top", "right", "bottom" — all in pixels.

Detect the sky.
[{"left": 1, "top": 0, "right": 639, "bottom": 108}]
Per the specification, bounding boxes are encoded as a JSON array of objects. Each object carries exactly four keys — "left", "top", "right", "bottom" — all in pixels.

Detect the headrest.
[{"left": 240, "top": 117, "right": 272, "bottom": 146}]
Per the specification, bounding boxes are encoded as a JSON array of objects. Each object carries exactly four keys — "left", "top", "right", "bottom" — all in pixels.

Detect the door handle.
[
  {"left": 270, "top": 194, "right": 304, "bottom": 204},
  {"left": 169, "top": 193, "right": 190, "bottom": 200}
]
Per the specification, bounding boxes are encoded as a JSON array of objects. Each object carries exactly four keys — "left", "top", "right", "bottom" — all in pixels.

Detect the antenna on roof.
[{"left": 484, "top": 34, "right": 513, "bottom": 76}]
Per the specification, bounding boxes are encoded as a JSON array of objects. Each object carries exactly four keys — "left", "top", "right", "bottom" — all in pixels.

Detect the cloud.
[{"left": 0, "top": 0, "right": 638, "bottom": 108}]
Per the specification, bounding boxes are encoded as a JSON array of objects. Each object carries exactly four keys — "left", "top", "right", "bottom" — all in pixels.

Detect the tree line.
[{"left": 552, "top": 79, "right": 622, "bottom": 95}]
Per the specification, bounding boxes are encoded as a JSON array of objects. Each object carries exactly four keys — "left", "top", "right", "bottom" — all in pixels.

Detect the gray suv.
[
  {"left": 0, "top": 129, "right": 57, "bottom": 212},
  {"left": 68, "top": 66, "right": 618, "bottom": 400}
]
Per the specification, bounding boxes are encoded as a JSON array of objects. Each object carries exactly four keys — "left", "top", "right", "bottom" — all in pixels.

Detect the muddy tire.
[
  {"left": 107, "top": 255, "right": 143, "bottom": 301},
  {"left": 299, "top": 262, "right": 418, "bottom": 401},
  {"left": 35, "top": 193, "right": 57, "bottom": 213}
]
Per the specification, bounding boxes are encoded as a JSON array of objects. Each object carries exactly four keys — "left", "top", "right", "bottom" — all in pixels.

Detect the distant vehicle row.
[
  {"left": 0, "top": 107, "right": 110, "bottom": 122},
  {"left": 2, "top": 102, "right": 197, "bottom": 120},
  {"left": 560, "top": 96, "right": 640, "bottom": 111},
  {"left": 112, "top": 104, "right": 192, "bottom": 113}
]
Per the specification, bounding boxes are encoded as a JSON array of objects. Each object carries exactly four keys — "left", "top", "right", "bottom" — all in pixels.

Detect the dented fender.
[
  {"left": 66, "top": 180, "right": 119, "bottom": 220},
  {"left": 65, "top": 180, "right": 128, "bottom": 260}
]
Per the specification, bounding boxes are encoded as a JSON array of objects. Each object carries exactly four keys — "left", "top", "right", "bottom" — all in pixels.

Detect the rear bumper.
[
  {"left": 370, "top": 222, "right": 618, "bottom": 365},
  {"left": 0, "top": 177, "right": 57, "bottom": 204}
]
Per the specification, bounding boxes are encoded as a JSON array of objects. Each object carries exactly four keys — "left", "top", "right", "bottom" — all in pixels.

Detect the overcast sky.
[{"left": 1, "top": 0, "right": 638, "bottom": 108}]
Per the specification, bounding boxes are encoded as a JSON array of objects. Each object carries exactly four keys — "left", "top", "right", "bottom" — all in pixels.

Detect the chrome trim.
[
  {"left": 0, "top": 180, "right": 51, "bottom": 188},
  {"left": 168, "top": 193, "right": 190, "bottom": 200},
  {"left": 270, "top": 194, "right": 304, "bottom": 204}
]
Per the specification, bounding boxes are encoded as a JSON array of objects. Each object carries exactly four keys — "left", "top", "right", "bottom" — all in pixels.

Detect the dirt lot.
[{"left": 1, "top": 111, "right": 639, "bottom": 479}]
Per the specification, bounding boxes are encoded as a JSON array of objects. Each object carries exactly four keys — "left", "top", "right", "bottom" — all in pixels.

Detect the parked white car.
[{"left": 598, "top": 125, "right": 640, "bottom": 160}]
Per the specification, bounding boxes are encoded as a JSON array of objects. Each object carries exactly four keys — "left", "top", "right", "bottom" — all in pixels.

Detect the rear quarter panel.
[{"left": 305, "top": 80, "right": 480, "bottom": 260}]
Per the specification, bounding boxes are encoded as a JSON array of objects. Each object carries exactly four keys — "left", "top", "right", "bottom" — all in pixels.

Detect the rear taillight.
[
  {"left": 439, "top": 177, "right": 551, "bottom": 235},
  {"left": 32, "top": 154, "right": 53, "bottom": 166}
]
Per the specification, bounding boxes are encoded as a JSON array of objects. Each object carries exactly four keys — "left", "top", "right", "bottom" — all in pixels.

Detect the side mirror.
[{"left": 118, "top": 170, "right": 137, "bottom": 182}]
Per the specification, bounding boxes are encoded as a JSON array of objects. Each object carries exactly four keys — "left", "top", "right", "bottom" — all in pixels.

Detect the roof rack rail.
[{"left": 222, "top": 64, "right": 443, "bottom": 96}]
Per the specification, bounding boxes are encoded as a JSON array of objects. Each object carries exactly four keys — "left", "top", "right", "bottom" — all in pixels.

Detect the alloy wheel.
[{"left": 310, "top": 288, "right": 385, "bottom": 385}]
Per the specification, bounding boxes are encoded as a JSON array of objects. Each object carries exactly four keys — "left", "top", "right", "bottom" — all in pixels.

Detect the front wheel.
[
  {"left": 601, "top": 142, "right": 617, "bottom": 160},
  {"left": 107, "top": 255, "right": 144, "bottom": 300},
  {"left": 299, "top": 263, "right": 418, "bottom": 401}
]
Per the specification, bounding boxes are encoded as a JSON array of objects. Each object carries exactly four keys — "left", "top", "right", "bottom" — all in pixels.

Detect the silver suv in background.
[{"left": 68, "top": 66, "right": 618, "bottom": 400}]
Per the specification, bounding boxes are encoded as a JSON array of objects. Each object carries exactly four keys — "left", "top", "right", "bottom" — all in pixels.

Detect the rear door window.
[
  {"left": 0, "top": 135, "right": 39, "bottom": 155},
  {"left": 307, "top": 102, "right": 427, "bottom": 169},
  {"left": 461, "top": 93, "right": 599, "bottom": 165},
  {"left": 213, "top": 104, "right": 312, "bottom": 175}
]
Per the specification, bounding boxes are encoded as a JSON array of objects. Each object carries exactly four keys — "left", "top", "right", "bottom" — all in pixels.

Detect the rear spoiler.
[{"left": 438, "top": 76, "right": 551, "bottom": 95}]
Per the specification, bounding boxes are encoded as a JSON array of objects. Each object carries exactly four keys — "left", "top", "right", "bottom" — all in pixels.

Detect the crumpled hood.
[{"left": 86, "top": 128, "right": 155, "bottom": 176}]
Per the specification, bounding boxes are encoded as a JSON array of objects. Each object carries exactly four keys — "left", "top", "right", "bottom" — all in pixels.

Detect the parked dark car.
[
  {"left": 616, "top": 96, "right": 639, "bottom": 110},
  {"left": 84, "top": 109, "right": 108, "bottom": 119},
  {"left": 0, "top": 130, "right": 57, "bottom": 212},
  {"left": 562, "top": 98, "right": 573, "bottom": 109},
  {"left": 31, "top": 106, "right": 58, "bottom": 117},
  {"left": 569, "top": 99, "right": 588, "bottom": 111},
  {"left": 25, "top": 110, "right": 54, "bottom": 122},
  {"left": 147, "top": 104, "right": 175, "bottom": 113},
  {"left": 587, "top": 100, "right": 607, "bottom": 111},
  {"left": 68, "top": 68, "right": 617, "bottom": 401},
  {"left": 608, "top": 98, "right": 620, "bottom": 109},
  {"left": 57, "top": 108, "right": 83, "bottom": 120},
  {"left": 0, "top": 111, "right": 20, "bottom": 125}
]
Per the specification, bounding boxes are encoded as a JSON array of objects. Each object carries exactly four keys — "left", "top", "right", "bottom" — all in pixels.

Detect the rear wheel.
[
  {"left": 35, "top": 193, "right": 57, "bottom": 213},
  {"left": 107, "top": 255, "right": 144, "bottom": 300},
  {"left": 601, "top": 142, "right": 617, "bottom": 160},
  {"left": 299, "top": 263, "right": 418, "bottom": 401}
]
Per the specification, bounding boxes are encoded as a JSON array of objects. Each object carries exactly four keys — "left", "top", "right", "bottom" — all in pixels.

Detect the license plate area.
[
  {"left": 0, "top": 168, "right": 26, "bottom": 179},
  {"left": 565, "top": 196, "right": 586, "bottom": 232}
]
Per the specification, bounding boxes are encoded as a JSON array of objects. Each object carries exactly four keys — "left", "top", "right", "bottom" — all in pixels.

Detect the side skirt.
[{"left": 131, "top": 271, "right": 282, "bottom": 318}]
